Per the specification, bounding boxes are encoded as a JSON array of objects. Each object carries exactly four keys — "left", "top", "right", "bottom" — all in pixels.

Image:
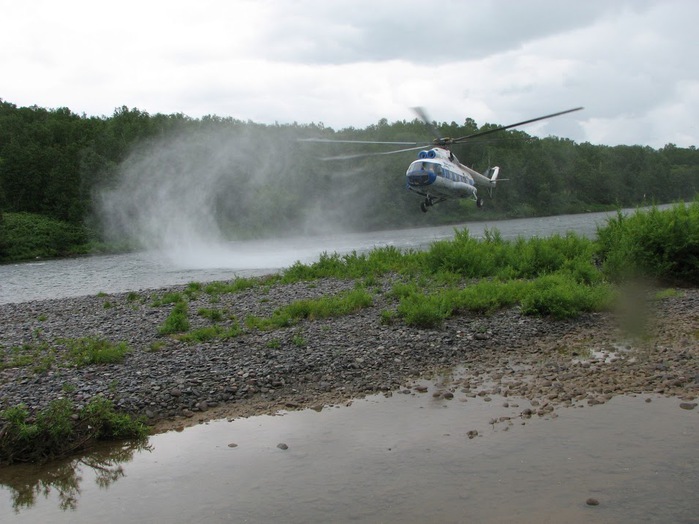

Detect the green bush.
[
  {"left": 424, "top": 228, "right": 599, "bottom": 281},
  {"left": 0, "top": 212, "right": 89, "bottom": 262},
  {"left": 396, "top": 293, "right": 449, "bottom": 328},
  {"left": 597, "top": 201, "right": 699, "bottom": 284},
  {"left": 80, "top": 397, "right": 149, "bottom": 440},
  {"left": 452, "top": 279, "right": 528, "bottom": 314},
  {"left": 0, "top": 398, "right": 148, "bottom": 464},
  {"left": 520, "top": 273, "right": 614, "bottom": 319}
]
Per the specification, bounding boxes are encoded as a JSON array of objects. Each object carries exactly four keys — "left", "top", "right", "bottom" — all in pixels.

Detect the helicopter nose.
[{"left": 406, "top": 164, "right": 437, "bottom": 186}]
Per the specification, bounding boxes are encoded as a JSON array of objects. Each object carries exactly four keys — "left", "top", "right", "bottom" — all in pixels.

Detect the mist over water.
[{"left": 97, "top": 125, "right": 378, "bottom": 269}]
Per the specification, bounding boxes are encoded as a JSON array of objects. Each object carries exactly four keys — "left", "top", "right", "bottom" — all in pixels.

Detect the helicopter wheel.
[
  {"left": 476, "top": 198, "right": 484, "bottom": 208},
  {"left": 420, "top": 202, "right": 428, "bottom": 213}
]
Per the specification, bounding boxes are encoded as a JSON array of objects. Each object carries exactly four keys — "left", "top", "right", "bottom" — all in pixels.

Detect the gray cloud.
[{"left": 1, "top": 0, "right": 697, "bottom": 147}]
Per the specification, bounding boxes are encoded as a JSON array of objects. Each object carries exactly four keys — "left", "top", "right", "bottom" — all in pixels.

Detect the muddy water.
[{"left": 1, "top": 385, "right": 697, "bottom": 523}]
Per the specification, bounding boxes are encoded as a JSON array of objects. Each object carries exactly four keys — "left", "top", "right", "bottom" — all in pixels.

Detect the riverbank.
[{"left": 1, "top": 277, "right": 697, "bottom": 435}]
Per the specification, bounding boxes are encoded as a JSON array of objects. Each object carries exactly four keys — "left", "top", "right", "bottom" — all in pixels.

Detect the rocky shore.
[{"left": 1, "top": 278, "right": 697, "bottom": 432}]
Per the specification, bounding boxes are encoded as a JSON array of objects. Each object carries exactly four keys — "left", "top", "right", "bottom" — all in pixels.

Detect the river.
[{"left": 1, "top": 208, "right": 621, "bottom": 305}]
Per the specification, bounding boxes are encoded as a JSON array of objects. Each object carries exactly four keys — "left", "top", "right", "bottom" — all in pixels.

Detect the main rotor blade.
[
  {"left": 412, "top": 106, "right": 443, "bottom": 141},
  {"left": 452, "top": 107, "right": 583, "bottom": 143},
  {"left": 321, "top": 144, "right": 427, "bottom": 161},
  {"left": 298, "top": 138, "right": 423, "bottom": 146}
]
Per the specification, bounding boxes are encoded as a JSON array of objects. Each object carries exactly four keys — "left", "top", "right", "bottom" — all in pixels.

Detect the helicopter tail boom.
[{"left": 464, "top": 165, "right": 500, "bottom": 188}]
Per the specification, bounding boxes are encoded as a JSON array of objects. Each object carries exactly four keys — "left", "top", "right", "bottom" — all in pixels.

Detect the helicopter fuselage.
[
  {"left": 304, "top": 106, "right": 581, "bottom": 213},
  {"left": 405, "top": 147, "right": 497, "bottom": 211}
]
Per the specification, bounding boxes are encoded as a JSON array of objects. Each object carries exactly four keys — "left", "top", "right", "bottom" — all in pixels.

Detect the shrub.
[
  {"left": 520, "top": 274, "right": 614, "bottom": 319},
  {"left": 0, "top": 212, "right": 89, "bottom": 262},
  {"left": 597, "top": 202, "right": 699, "bottom": 284},
  {"left": 0, "top": 398, "right": 148, "bottom": 464},
  {"left": 397, "top": 293, "right": 450, "bottom": 328},
  {"left": 453, "top": 280, "right": 527, "bottom": 314}
]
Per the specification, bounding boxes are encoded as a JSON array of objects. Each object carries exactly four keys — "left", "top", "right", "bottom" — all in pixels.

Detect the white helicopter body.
[
  {"left": 303, "top": 107, "right": 581, "bottom": 213},
  {"left": 405, "top": 146, "right": 499, "bottom": 212}
]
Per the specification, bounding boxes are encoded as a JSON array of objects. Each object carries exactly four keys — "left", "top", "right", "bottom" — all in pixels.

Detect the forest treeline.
[{"left": 0, "top": 99, "right": 697, "bottom": 261}]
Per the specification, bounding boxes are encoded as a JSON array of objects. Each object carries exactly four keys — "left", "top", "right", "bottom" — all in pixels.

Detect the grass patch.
[
  {"left": 396, "top": 274, "right": 613, "bottom": 327},
  {"left": 61, "top": 337, "right": 131, "bottom": 367},
  {"left": 0, "top": 398, "right": 148, "bottom": 465},
  {"left": 197, "top": 308, "right": 225, "bottom": 322},
  {"left": 158, "top": 302, "right": 190, "bottom": 335},
  {"left": 519, "top": 274, "right": 615, "bottom": 319},
  {"left": 654, "top": 288, "right": 682, "bottom": 300},
  {"left": 1, "top": 342, "right": 55, "bottom": 373},
  {"left": 204, "top": 278, "right": 260, "bottom": 296},
  {"left": 151, "top": 292, "right": 184, "bottom": 307},
  {"left": 177, "top": 323, "right": 243, "bottom": 343},
  {"left": 281, "top": 246, "right": 422, "bottom": 282},
  {"left": 246, "top": 288, "right": 373, "bottom": 330}
]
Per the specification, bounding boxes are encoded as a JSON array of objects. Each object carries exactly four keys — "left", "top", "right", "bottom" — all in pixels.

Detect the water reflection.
[
  {"left": 1, "top": 391, "right": 696, "bottom": 523},
  {"left": 0, "top": 440, "right": 151, "bottom": 513}
]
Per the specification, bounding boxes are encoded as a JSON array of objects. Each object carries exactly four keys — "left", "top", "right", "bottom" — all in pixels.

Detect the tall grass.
[
  {"left": 246, "top": 288, "right": 374, "bottom": 330},
  {"left": 281, "top": 246, "right": 423, "bottom": 282},
  {"left": 395, "top": 275, "right": 613, "bottom": 327},
  {"left": 425, "top": 228, "right": 598, "bottom": 281},
  {"left": 597, "top": 201, "right": 699, "bottom": 284}
]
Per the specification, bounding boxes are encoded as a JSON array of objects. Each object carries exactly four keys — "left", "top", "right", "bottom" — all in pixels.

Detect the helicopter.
[{"left": 302, "top": 106, "right": 583, "bottom": 212}]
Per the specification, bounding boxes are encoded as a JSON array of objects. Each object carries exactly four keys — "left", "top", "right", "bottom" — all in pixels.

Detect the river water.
[
  {"left": 2, "top": 209, "right": 619, "bottom": 305},
  {"left": 1, "top": 206, "right": 697, "bottom": 523}
]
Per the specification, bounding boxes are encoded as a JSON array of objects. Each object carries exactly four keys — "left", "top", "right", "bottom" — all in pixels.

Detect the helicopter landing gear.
[
  {"left": 476, "top": 197, "right": 484, "bottom": 208},
  {"left": 420, "top": 196, "right": 434, "bottom": 213}
]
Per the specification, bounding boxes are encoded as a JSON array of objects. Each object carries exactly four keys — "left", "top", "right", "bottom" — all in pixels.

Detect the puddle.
[
  {"left": 572, "top": 342, "right": 635, "bottom": 365},
  {"left": 1, "top": 386, "right": 697, "bottom": 523}
]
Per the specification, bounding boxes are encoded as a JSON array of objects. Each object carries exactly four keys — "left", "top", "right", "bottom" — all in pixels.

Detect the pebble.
[{"left": 0, "top": 279, "right": 697, "bottom": 432}]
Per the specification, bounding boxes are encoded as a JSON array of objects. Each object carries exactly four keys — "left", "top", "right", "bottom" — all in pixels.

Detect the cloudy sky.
[{"left": 2, "top": 0, "right": 698, "bottom": 148}]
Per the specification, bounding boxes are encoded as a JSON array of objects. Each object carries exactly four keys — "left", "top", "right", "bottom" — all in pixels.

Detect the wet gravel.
[{"left": 1, "top": 278, "right": 697, "bottom": 431}]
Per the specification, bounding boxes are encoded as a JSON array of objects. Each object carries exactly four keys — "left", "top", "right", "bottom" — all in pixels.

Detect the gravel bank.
[{"left": 1, "top": 278, "right": 697, "bottom": 432}]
